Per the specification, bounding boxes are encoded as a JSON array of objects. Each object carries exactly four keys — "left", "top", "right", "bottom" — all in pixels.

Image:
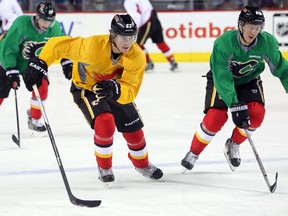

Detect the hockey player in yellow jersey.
[{"left": 22, "top": 14, "right": 163, "bottom": 184}]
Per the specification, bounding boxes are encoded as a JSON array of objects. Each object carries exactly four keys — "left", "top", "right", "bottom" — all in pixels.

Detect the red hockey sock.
[
  {"left": 231, "top": 102, "right": 265, "bottom": 144},
  {"left": 122, "top": 129, "right": 148, "bottom": 168},
  {"left": 30, "top": 79, "right": 48, "bottom": 119},
  {"left": 156, "top": 42, "right": 170, "bottom": 53},
  {"left": 191, "top": 108, "right": 228, "bottom": 155},
  {"left": 0, "top": 98, "right": 4, "bottom": 106},
  {"left": 140, "top": 45, "right": 150, "bottom": 62},
  {"left": 156, "top": 42, "right": 174, "bottom": 62},
  {"left": 94, "top": 113, "right": 115, "bottom": 169},
  {"left": 231, "top": 127, "right": 247, "bottom": 144}
]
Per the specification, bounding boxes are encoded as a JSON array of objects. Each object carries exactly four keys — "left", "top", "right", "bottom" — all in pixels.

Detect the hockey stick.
[
  {"left": 244, "top": 127, "right": 278, "bottom": 193},
  {"left": 12, "top": 83, "right": 20, "bottom": 147},
  {"left": 32, "top": 84, "right": 101, "bottom": 207}
]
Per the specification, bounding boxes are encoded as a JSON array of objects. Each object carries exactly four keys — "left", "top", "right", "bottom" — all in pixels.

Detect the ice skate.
[
  {"left": 224, "top": 138, "right": 241, "bottom": 171},
  {"left": 145, "top": 59, "right": 154, "bottom": 73},
  {"left": 170, "top": 59, "right": 179, "bottom": 72},
  {"left": 98, "top": 167, "right": 115, "bottom": 188},
  {"left": 27, "top": 109, "right": 46, "bottom": 136},
  {"left": 135, "top": 162, "right": 163, "bottom": 180},
  {"left": 181, "top": 151, "right": 199, "bottom": 173}
]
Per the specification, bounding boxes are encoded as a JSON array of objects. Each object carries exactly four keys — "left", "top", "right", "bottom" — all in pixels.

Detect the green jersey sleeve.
[{"left": 262, "top": 32, "right": 288, "bottom": 92}]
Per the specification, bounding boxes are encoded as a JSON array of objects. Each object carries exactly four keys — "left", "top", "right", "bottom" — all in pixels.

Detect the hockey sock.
[
  {"left": 0, "top": 98, "right": 4, "bottom": 105},
  {"left": 231, "top": 102, "right": 265, "bottom": 144},
  {"left": 94, "top": 112, "right": 115, "bottom": 169},
  {"left": 248, "top": 102, "right": 265, "bottom": 128},
  {"left": 140, "top": 45, "right": 150, "bottom": 63},
  {"left": 191, "top": 108, "right": 228, "bottom": 155},
  {"left": 156, "top": 42, "right": 174, "bottom": 63},
  {"left": 122, "top": 129, "right": 148, "bottom": 168},
  {"left": 30, "top": 79, "right": 48, "bottom": 119}
]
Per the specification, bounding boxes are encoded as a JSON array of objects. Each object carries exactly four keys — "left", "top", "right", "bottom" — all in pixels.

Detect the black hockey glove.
[
  {"left": 6, "top": 68, "right": 20, "bottom": 89},
  {"left": 23, "top": 58, "right": 48, "bottom": 92},
  {"left": 230, "top": 102, "right": 250, "bottom": 129},
  {"left": 92, "top": 79, "right": 120, "bottom": 101},
  {"left": 61, "top": 58, "right": 73, "bottom": 80}
]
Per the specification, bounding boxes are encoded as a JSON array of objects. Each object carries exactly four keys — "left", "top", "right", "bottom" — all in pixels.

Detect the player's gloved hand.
[
  {"left": 92, "top": 79, "right": 120, "bottom": 101},
  {"left": 23, "top": 58, "right": 48, "bottom": 92},
  {"left": 230, "top": 102, "right": 250, "bottom": 129},
  {"left": 61, "top": 58, "right": 73, "bottom": 80},
  {"left": 6, "top": 68, "right": 20, "bottom": 89}
]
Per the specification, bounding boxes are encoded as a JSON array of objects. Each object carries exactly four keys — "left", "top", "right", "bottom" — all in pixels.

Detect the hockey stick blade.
[
  {"left": 12, "top": 134, "right": 20, "bottom": 147},
  {"left": 243, "top": 126, "right": 278, "bottom": 193},
  {"left": 32, "top": 85, "right": 102, "bottom": 207},
  {"left": 269, "top": 172, "right": 278, "bottom": 193},
  {"left": 70, "top": 196, "right": 102, "bottom": 207}
]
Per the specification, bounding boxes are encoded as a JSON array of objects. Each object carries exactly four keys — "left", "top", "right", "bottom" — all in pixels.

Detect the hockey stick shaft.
[
  {"left": 12, "top": 84, "right": 20, "bottom": 147},
  {"left": 32, "top": 85, "right": 101, "bottom": 207},
  {"left": 244, "top": 128, "right": 278, "bottom": 193}
]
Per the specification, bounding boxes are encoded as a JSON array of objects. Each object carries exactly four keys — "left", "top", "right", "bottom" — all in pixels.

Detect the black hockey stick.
[
  {"left": 32, "top": 85, "right": 101, "bottom": 207},
  {"left": 12, "top": 83, "right": 20, "bottom": 147},
  {"left": 244, "top": 126, "right": 278, "bottom": 193}
]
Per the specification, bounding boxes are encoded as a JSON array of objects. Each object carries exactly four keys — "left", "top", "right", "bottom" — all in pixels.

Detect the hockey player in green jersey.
[
  {"left": 0, "top": 2, "right": 72, "bottom": 133},
  {"left": 181, "top": 6, "right": 288, "bottom": 171}
]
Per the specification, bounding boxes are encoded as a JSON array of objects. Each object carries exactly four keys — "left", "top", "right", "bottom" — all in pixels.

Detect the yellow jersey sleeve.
[{"left": 39, "top": 35, "right": 146, "bottom": 104}]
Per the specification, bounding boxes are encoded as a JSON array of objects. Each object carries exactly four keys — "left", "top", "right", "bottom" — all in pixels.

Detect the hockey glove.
[
  {"left": 61, "top": 58, "right": 73, "bottom": 80},
  {"left": 23, "top": 58, "right": 48, "bottom": 92},
  {"left": 6, "top": 69, "right": 20, "bottom": 89},
  {"left": 92, "top": 80, "right": 120, "bottom": 101},
  {"left": 230, "top": 102, "right": 250, "bottom": 129}
]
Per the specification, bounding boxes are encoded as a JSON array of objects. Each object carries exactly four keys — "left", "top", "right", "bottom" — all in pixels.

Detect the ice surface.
[{"left": 0, "top": 63, "right": 287, "bottom": 216}]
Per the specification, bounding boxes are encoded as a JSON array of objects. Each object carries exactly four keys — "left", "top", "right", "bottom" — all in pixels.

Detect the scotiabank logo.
[{"left": 165, "top": 22, "right": 236, "bottom": 39}]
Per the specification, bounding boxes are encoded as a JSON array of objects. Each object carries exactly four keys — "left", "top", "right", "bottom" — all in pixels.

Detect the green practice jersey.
[
  {"left": 0, "top": 15, "right": 65, "bottom": 74},
  {"left": 210, "top": 30, "right": 288, "bottom": 107}
]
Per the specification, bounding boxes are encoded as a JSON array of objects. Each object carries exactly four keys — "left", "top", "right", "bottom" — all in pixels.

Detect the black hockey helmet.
[
  {"left": 238, "top": 6, "right": 265, "bottom": 25},
  {"left": 111, "top": 14, "right": 137, "bottom": 36},
  {"left": 36, "top": 2, "right": 56, "bottom": 21}
]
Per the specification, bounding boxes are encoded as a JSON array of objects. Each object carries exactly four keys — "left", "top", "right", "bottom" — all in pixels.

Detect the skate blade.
[
  {"left": 223, "top": 147, "right": 236, "bottom": 172},
  {"left": 171, "top": 68, "right": 180, "bottom": 72},
  {"left": 145, "top": 69, "right": 154, "bottom": 73},
  {"left": 28, "top": 129, "right": 47, "bottom": 138},
  {"left": 182, "top": 167, "right": 188, "bottom": 174},
  {"left": 104, "top": 182, "right": 112, "bottom": 189}
]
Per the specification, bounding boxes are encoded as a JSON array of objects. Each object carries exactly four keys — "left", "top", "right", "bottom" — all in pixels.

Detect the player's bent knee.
[
  {"left": 94, "top": 112, "right": 115, "bottom": 137},
  {"left": 248, "top": 102, "right": 265, "bottom": 128},
  {"left": 203, "top": 108, "right": 228, "bottom": 133}
]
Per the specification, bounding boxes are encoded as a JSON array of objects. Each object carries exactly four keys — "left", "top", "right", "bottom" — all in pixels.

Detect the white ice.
[{"left": 0, "top": 63, "right": 288, "bottom": 216}]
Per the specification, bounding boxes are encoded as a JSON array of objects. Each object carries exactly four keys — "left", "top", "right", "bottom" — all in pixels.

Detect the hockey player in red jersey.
[
  {"left": 22, "top": 14, "right": 163, "bottom": 184},
  {"left": 124, "top": 0, "right": 178, "bottom": 72},
  {"left": 181, "top": 6, "right": 288, "bottom": 172}
]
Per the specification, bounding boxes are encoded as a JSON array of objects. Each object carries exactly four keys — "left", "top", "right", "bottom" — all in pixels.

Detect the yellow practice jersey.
[{"left": 39, "top": 34, "right": 146, "bottom": 104}]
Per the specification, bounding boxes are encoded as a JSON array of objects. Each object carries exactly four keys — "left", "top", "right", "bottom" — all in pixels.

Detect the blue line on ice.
[{"left": 0, "top": 157, "right": 287, "bottom": 177}]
